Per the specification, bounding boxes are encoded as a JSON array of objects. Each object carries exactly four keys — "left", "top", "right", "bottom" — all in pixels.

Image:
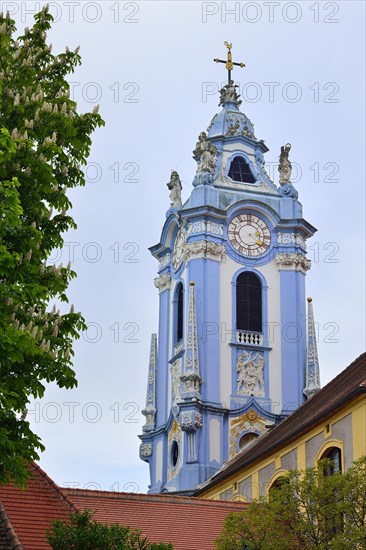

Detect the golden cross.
[{"left": 214, "top": 41, "right": 245, "bottom": 85}]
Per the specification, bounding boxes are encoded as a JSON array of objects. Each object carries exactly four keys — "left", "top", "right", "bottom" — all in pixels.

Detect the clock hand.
[
  {"left": 255, "top": 231, "right": 263, "bottom": 245},
  {"left": 248, "top": 233, "right": 259, "bottom": 242},
  {"left": 248, "top": 232, "right": 264, "bottom": 246}
]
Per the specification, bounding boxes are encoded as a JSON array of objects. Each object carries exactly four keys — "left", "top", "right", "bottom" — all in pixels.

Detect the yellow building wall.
[{"left": 201, "top": 395, "right": 366, "bottom": 501}]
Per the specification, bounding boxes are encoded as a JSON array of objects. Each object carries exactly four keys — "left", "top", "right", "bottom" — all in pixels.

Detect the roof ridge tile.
[
  {"left": 62, "top": 488, "right": 246, "bottom": 507},
  {"left": 0, "top": 502, "right": 24, "bottom": 550},
  {"left": 31, "top": 463, "right": 78, "bottom": 513}
]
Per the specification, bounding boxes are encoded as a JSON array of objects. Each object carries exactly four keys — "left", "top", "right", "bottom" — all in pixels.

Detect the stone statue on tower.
[
  {"left": 167, "top": 170, "right": 182, "bottom": 208},
  {"left": 278, "top": 143, "right": 292, "bottom": 184}
]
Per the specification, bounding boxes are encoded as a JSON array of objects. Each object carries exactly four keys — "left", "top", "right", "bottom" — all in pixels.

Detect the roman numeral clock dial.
[{"left": 228, "top": 214, "right": 271, "bottom": 257}]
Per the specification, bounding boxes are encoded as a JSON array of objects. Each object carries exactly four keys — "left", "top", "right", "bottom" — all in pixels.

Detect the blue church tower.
[{"left": 139, "top": 44, "right": 319, "bottom": 494}]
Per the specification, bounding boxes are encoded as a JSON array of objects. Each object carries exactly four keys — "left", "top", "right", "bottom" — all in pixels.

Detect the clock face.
[
  {"left": 228, "top": 214, "right": 271, "bottom": 257},
  {"left": 172, "top": 228, "right": 186, "bottom": 270}
]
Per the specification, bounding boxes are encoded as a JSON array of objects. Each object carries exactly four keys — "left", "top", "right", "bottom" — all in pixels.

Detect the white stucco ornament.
[
  {"left": 187, "top": 220, "right": 224, "bottom": 237},
  {"left": 140, "top": 443, "right": 152, "bottom": 457},
  {"left": 180, "top": 410, "right": 202, "bottom": 432},
  {"left": 278, "top": 233, "right": 307, "bottom": 249},
  {"left": 171, "top": 359, "right": 182, "bottom": 402},
  {"left": 275, "top": 252, "right": 311, "bottom": 274},
  {"left": 158, "top": 253, "right": 171, "bottom": 270},
  {"left": 154, "top": 272, "right": 171, "bottom": 293},
  {"left": 182, "top": 240, "right": 226, "bottom": 262},
  {"left": 236, "top": 351, "right": 265, "bottom": 397},
  {"left": 172, "top": 228, "right": 186, "bottom": 271}
]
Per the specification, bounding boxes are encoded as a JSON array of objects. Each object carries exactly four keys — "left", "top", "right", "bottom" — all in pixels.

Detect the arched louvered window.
[
  {"left": 239, "top": 432, "right": 258, "bottom": 450},
  {"left": 176, "top": 283, "right": 183, "bottom": 343},
  {"left": 228, "top": 156, "right": 256, "bottom": 184},
  {"left": 236, "top": 272, "right": 262, "bottom": 332}
]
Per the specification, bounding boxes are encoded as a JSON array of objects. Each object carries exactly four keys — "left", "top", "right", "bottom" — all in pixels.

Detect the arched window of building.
[
  {"left": 236, "top": 272, "right": 262, "bottom": 333},
  {"left": 321, "top": 447, "right": 342, "bottom": 476},
  {"left": 176, "top": 282, "right": 184, "bottom": 343},
  {"left": 238, "top": 432, "right": 259, "bottom": 450},
  {"left": 228, "top": 156, "right": 256, "bottom": 184},
  {"left": 268, "top": 476, "right": 290, "bottom": 501},
  {"left": 320, "top": 446, "right": 343, "bottom": 535}
]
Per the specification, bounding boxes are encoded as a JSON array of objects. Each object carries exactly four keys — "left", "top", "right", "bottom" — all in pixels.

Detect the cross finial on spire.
[{"left": 214, "top": 41, "right": 245, "bottom": 86}]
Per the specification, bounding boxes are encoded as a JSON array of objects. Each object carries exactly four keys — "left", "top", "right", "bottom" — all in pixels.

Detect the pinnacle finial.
[
  {"left": 303, "top": 298, "right": 321, "bottom": 399},
  {"left": 180, "top": 281, "right": 202, "bottom": 399},
  {"left": 142, "top": 333, "right": 158, "bottom": 432}
]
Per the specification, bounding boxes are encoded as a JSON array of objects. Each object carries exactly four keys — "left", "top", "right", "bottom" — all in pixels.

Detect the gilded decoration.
[
  {"left": 229, "top": 410, "right": 272, "bottom": 458},
  {"left": 168, "top": 420, "right": 182, "bottom": 444}
]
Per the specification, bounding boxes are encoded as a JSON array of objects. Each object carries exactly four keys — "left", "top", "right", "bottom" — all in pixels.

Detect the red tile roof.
[
  {"left": 0, "top": 464, "right": 246, "bottom": 550},
  {"left": 195, "top": 352, "right": 366, "bottom": 494},
  {"left": 0, "top": 463, "right": 75, "bottom": 550},
  {"left": 63, "top": 488, "right": 246, "bottom": 550}
]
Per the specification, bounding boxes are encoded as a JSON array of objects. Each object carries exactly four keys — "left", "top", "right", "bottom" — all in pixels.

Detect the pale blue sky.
[{"left": 6, "top": 1, "right": 365, "bottom": 492}]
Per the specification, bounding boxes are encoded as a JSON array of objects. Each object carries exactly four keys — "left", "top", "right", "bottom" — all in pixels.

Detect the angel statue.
[
  {"left": 278, "top": 143, "right": 292, "bottom": 184},
  {"left": 193, "top": 132, "right": 217, "bottom": 175},
  {"left": 167, "top": 170, "right": 182, "bottom": 208}
]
